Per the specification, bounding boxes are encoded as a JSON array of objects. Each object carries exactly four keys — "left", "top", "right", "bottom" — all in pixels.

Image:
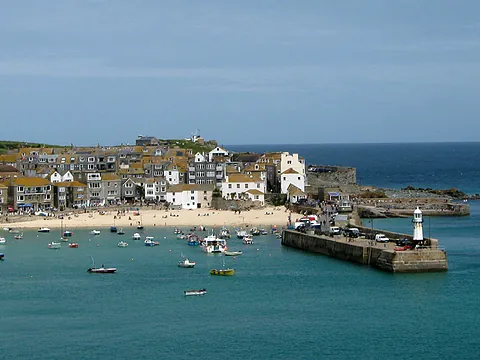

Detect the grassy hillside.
[
  {"left": 161, "top": 139, "right": 218, "bottom": 153},
  {"left": 0, "top": 140, "right": 64, "bottom": 153}
]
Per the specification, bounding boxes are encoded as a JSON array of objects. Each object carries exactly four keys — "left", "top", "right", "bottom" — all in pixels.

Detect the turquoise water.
[{"left": 2, "top": 203, "right": 480, "bottom": 359}]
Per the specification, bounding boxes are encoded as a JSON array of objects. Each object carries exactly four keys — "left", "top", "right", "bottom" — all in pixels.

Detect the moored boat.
[
  {"left": 132, "top": 233, "right": 141, "bottom": 240},
  {"left": 242, "top": 235, "right": 254, "bottom": 245},
  {"left": 144, "top": 238, "right": 159, "bottom": 246},
  {"left": 201, "top": 234, "right": 227, "bottom": 253},
  {"left": 178, "top": 258, "right": 196, "bottom": 268},
  {"left": 68, "top": 243, "right": 79, "bottom": 248},
  {"left": 63, "top": 231, "right": 73, "bottom": 237},
  {"left": 87, "top": 266, "right": 117, "bottom": 273},
  {"left": 0, "top": 253, "right": 4, "bottom": 260},
  {"left": 38, "top": 228, "right": 51, "bottom": 233},
  {"left": 91, "top": 230, "right": 101, "bottom": 235},
  {"left": 0, "top": 237, "right": 6, "bottom": 244},
  {"left": 184, "top": 289, "right": 206, "bottom": 296},
  {"left": 117, "top": 241, "right": 128, "bottom": 248},
  {"left": 210, "top": 268, "right": 235, "bottom": 276},
  {"left": 117, "top": 228, "right": 125, "bottom": 235},
  {"left": 110, "top": 226, "right": 118, "bottom": 233},
  {"left": 14, "top": 233, "right": 23, "bottom": 240},
  {"left": 236, "top": 229, "right": 247, "bottom": 239},
  {"left": 224, "top": 250, "right": 242, "bottom": 256},
  {"left": 250, "top": 227, "right": 260, "bottom": 236},
  {"left": 48, "top": 241, "right": 61, "bottom": 249}
]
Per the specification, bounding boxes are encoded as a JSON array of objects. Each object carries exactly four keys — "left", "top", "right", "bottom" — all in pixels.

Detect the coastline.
[{"left": 0, "top": 206, "right": 299, "bottom": 230}]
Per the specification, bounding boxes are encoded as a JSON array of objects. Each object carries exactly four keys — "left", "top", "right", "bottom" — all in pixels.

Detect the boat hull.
[
  {"left": 184, "top": 289, "right": 206, "bottom": 296},
  {"left": 224, "top": 251, "right": 242, "bottom": 256},
  {"left": 210, "top": 268, "right": 235, "bottom": 276},
  {"left": 87, "top": 268, "right": 117, "bottom": 273},
  {"left": 68, "top": 243, "right": 79, "bottom": 248}
]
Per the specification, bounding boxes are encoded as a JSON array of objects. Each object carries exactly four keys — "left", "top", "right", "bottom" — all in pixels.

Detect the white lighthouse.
[{"left": 413, "top": 207, "right": 424, "bottom": 242}]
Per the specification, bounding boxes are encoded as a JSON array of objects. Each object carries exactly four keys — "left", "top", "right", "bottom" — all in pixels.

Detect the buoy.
[
  {"left": 233, "top": 257, "right": 236, "bottom": 260},
  {"left": 97, "top": 244, "right": 100, "bottom": 247},
  {"left": 131, "top": 258, "right": 134, "bottom": 261},
  {"left": 164, "top": 237, "right": 166, "bottom": 239},
  {"left": 257, "top": 248, "right": 260, "bottom": 251},
  {"left": 169, "top": 249, "right": 172, "bottom": 252}
]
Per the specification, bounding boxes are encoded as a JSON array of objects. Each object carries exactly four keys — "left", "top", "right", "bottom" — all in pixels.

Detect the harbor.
[{"left": 282, "top": 207, "right": 448, "bottom": 273}]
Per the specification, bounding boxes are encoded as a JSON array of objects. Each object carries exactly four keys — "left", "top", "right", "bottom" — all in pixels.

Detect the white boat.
[
  {"left": 144, "top": 238, "right": 159, "bottom": 246},
  {"left": 90, "top": 230, "right": 101, "bottom": 235},
  {"left": 38, "top": 228, "right": 51, "bottom": 233},
  {"left": 184, "top": 289, "right": 206, "bottom": 296},
  {"left": 117, "top": 241, "right": 128, "bottom": 248},
  {"left": 178, "top": 258, "right": 196, "bottom": 268},
  {"left": 132, "top": 233, "right": 141, "bottom": 240},
  {"left": 236, "top": 229, "right": 247, "bottom": 239},
  {"left": 14, "top": 233, "right": 23, "bottom": 240},
  {"left": 242, "top": 235, "right": 254, "bottom": 245},
  {"left": 87, "top": 257, "right": 116, "bottom": 273},
  {"left": 201, "top": 234, "right": 227, "bottom": 253},
  {"left": 224, "top": 250, "right": 242, "bottom": 256},
  {"left": 145, "top": 236, "right": 155, "bottom": 241},
  {"left": 48, "top": 241, "right": 61, "bottom": 249},
  {"left": 0, "top": 237, "right": 6, "bottom": 244}
]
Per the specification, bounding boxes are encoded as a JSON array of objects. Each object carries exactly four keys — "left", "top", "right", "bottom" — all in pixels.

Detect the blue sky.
[{"left": 1, "top": 0, "right": 479, "bottom": 145}]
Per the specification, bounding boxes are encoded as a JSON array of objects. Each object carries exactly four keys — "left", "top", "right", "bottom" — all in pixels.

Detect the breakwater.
[{"left": 281, "top": 230, "right": 448, "bottom": 273}]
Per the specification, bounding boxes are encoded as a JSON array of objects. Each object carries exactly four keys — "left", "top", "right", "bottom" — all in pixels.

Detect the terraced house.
[
  {"left": 53, "top": 181, "right": 87, "bottom": 209},
  {"left": 0, "top": 183, "right": 7, "bottom": 213},
  {"left": 6, "top": 177, "right": 53, "bottom": 211}
]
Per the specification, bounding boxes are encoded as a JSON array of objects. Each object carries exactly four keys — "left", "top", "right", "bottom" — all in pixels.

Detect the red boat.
[
  {"left": 69, "top": 243, "right": 79, "bottom": 248},
  {"left": 87, "top": 267, "right": 117, "bottom": 274}
]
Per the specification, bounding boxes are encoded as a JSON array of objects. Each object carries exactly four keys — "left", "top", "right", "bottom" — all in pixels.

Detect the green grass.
[
  {"left": 0, "top": 140, "right": 64, "bottom": 152},
  {"left": 160, "top": 139, "right": 217, "bottom": 153}
]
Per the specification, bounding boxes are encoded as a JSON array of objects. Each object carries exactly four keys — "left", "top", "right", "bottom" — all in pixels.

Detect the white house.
[
  {"left": 164, "top": 167, "right": 180, "bottom": 185},
  {"left": 221, "top": 173, "right": 265, "bottom": 204},
  {"left": 287, "top": 184, "right": 307, "bottom": 204},
  {"left": 144, "top": 177, "right": 168, "bottom": 202},
  {"left": 281, "top": 168, "right": 305, "bottom": 194},
  {"left": 208, "top": 146, "right": 229, "bottom": 162},
  {"left": 166, "top": 184, "right": 214, "bottom": 209},
  {"left": 61, "top": 170, "right": 74, "bottom": 182},
  {"left": 280, "top": 152, "right": 305, "bottom": 175},
  {"left": 49, "top": 170, "right": 62, "bottom": 183}
]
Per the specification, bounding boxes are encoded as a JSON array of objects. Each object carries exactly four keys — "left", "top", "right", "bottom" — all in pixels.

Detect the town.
[{"left": 0, "top": 133, "right": 310, "bottom": 214}]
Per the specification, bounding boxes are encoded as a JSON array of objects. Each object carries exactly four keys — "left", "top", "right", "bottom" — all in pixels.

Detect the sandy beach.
[{"left": 0, "top": 206, "right": 302, "bottom": 231}]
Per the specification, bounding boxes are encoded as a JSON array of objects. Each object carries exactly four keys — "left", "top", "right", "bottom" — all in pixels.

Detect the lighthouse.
[{"left": 413, "top": 207, "right": 424, "bottom": 243}]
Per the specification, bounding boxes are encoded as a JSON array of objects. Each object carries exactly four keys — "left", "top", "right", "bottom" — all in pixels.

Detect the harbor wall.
[{"left": 282, "top": 230, "right": 448, "bottom": 273}]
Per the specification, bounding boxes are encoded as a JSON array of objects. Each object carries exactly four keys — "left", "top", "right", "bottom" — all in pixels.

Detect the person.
[{"left": 101, "top": 264, "right": 105, "bottom": 268}]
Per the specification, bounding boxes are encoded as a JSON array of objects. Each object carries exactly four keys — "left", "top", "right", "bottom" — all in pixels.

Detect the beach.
[{"left": 0, "top": 206, "right": 300, "bottom": 230}]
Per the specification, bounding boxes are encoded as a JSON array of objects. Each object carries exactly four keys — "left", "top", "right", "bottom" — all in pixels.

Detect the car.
[
  {"left": 375, "top": 234, "right": 390, "bottom": 243},
  {"left": 344, "top": 228, "right": 360, "bottom": 238},
  {"left": 329, "top": 226, "right": 341, "bottom": 235}
]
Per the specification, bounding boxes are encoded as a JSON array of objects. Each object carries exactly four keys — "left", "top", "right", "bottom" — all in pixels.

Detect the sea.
[{"left": 1, "top": 142, "right": 480, "bottom": 360}]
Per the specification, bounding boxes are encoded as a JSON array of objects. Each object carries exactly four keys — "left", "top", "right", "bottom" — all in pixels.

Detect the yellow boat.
[{"left": 209, "top": 268, "right": 235, "bottom": 276}]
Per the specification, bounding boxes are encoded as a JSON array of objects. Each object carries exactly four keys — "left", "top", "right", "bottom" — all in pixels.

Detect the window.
[
  {"left": 92, "top": 192, "right": 100, "bottom": 197},
  {"left": 88, "top": 164, "right": 95, "bottom": 170},
  {"left": 236, "top": 184, "right": 240, "bottom": 188},
  {"left": 298, "top": 177, "right": 301, "bottom": 180},
  {"left": 245, "top": 184, "right": 248, "bottom": 189},
  {"left": 287, "top": 160, "right": 292, "bottom": 164},
  {"left": 88, "top": 157, "right": 95, "bottom": 162},
  {"left": 161, "top": 187, "right": 166, "bottom": 192},
  {"left": 283, "top": 177, "right": 286, "bottom": 181},
  {"left": 255, "top": 195, "right": 259, "bottom": 200},
  {"left": 17, "top": 195, "right": 24, "bottom": 201},
  {"left": 59, "top": 187, "right": 65, "bottom": 192},
  {"left": 47, "top": 185, "right": 51, "bottom": 191},
  {"left": 228, "top": 184, "right": 232, "bottom": 189},
  {"left": 191, "top": 196, "right": 194, "bottom": 200},
  {"left": 257, "top": 183, "right": 260, "bottom": 188},
  {"left": 172, "top": 192, "right": 176, "bottom": 196},
  {"left": 0, "top": 190, "right": 2, "bottom": 195},
  {"left": 45, "top": 194, "right": 51, "bottom": 200},
  {"left": 191, "top": 191, "right": 194, "bottom": 194},
  {"left": 168, "top": 171, "right": 172, "bottom": 175},
  {"left": 172, "top": 198, "right": 175, "bottom": 202}
]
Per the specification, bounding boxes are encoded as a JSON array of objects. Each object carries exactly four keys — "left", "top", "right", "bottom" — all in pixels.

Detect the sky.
[{"left": 1, "top": 0, "right": 480, "bottom": 146}]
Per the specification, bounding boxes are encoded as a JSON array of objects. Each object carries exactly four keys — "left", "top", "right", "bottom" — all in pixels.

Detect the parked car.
[
  {"left": 344, "top": 228, "right": 360, "bottom": 238},
  {"left": 329, "top": 226, "right": 341, "bottom": 235},
  {"left": 375, "top": 234, "right": 390, "bottom": 243}
]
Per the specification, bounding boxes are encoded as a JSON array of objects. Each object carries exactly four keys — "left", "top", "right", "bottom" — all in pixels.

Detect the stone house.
[
  {"left": 53, "top": 181, "right": 87, "bottom": 209},
  {"left": 6, "top": 177, "right": 53, "bottom": 211},
  {"left": 0, "top": 182, "right": 8, "bottom": 213},
  {"left": 166, "top": 184, "right": 214, "bottom": 209},
  {"left": 102, "top": 173, "right": 122, "bottom": 205}
]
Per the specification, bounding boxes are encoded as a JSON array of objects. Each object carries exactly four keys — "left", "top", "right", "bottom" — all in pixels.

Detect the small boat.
[
  {"left": 242, "top": 235, "right": 254, "bottom": 245},
  {"left": 117, "top": 229, "right": 125, "bottom": 235},
  {"left": 38, "top": 228, "right": 51, "bottom": 233},
  {"left": 68, "top": 243, "right": 79, "bottom": 248},
  {"left": 91, "top": 230, "right": 101, "bottom": 235},
  {"left": 87, "top": 266, "right": 117, "bottom": 274},
  {"left": 63, "top": 231, "right": 73, "bottom": 237},
  {"left": 9, "top": 228, "right": 20, "bottom": 234},
  {"left": 236, "top": 229, "right": 247, "bottom": 239},
  {"left": 132, "top": 233, "right": 141, "bottom": 240},
  {"left": 218, "top": 228, "right": 231, "bottom": 239},
  {"left": 87, "top": 257, "right": 117, "bottom": 273},
  {"left": 0, "top": 253, "right": 4, "bottom": 260},
  {"left": 178, "top": 258, "right": 196, "bottom": 268},
  {"left": 210, "top": 268, "right": 235, "bottom": 276},
  {"left": 250, "top": 227, "right": 260, "bottom": 236},
  {"left": 0, "top": 237, "right": 6, "bottom": 244},
  {"left": 60, "top": 236, "right": 70, "bottom": 242},
  {"left": 188, "top": 238, "right": 200, "bottom": 246},
  {"left": 210, "top": 259, "right": 234, "bottom": 276},
  {"left": 224, "top": 251, "right": 242, "bottom": 256},
  {"left": 144, "top": 238, "right": 159, "bottom": 246},
  {"left": 14, "top": 233, "right": 23, "bottom": 240},
  {"left": 48, "top": 241, "right": 61, "bottom": 249},
  {"left": 2, "top": 227, "right": 11, "bottom": 232},
  {"left": 259, "top": 228, "right": 268, "bottom": 235},
  {"left": 117, "top": 241, "right": 128, "bottom": 248},
  {"left": 110, "top": 226, "right": 117, "bottom": 233},
  {"left": 184, "top": 289, "right": 207, "bottom": 296},
  {"left": 137, "top": 225, "right": 144, "bottom": 230}
]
